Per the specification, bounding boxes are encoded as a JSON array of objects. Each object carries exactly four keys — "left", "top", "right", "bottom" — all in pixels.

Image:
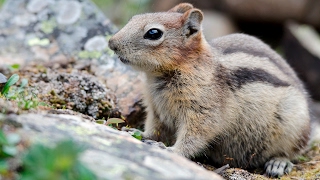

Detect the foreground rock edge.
[{"left": 3, "top": 113, "right": 223, "bottom": 180}]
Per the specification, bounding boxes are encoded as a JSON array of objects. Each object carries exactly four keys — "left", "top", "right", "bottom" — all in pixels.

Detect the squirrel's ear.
[
  {"left": 168, "top": 3, "right": 193, "bottom": 13},
  {"left": 182, "top": 9, "right": 203, "bottom": 38}
]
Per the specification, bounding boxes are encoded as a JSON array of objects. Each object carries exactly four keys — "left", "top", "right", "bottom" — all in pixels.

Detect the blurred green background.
[
  {"left": 0, "top": 0, "right": 151, "bottom": 27},
  {"left": 92, "top": 0, "right": 151, "bottom": 26}
]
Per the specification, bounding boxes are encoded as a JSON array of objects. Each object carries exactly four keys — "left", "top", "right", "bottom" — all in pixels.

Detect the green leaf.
[
  {"left": 3, "top": 146, "right": 17, "bottom": 156},
  {"left": 10, "top": 64, "right": 20, "bottom": 69},
  {"left": 38, "top": 102, "right": 47, "bottom": 106},
  {"left": 4, "top": 74, "right": 19, "bottom": 87},
  {"left": 22, "top": 143, "right": 52, "bottom": 169},
  {"left": 0, "top": 130, "right": 8, "bottom": 146},
  {"left": 95, "top": 120, "right": 106, "bottom": 124},
  {"left": 106, "top": 118, "right": 125, "bottom": 125},
  {"left": 1, "top": 74, "right": 19, "bottom": 95},
  {"left": 132, "top": 131, "right": 142, "bottom": 140},
  {"left": 21, "top": 140, "right": 96, "bottom": 180},
  {"left": 8, "top": 64, "right": 20, "bottom": 71},
  {"left": 24, "top": 100, "right": 33, "bottom": 110},
  {"left": 0, "top": 160, "right": 8, "bottom": 174},
  {"left": 19, "top": 78, "right": 28, "bottom": 89},
  {"left": 52, "top": 140, "right": 83, "bottom": 171},
  {"left": 73, "top": 163, "right": 97, "bottom": 180},
  {"left": 6, "top": 133, "right": 21, "bottom": 145}
]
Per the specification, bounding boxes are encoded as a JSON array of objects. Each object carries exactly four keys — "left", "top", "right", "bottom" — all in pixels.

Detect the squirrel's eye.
[{"left": 144, "top": 28, "right": 163, "bottom": 40}]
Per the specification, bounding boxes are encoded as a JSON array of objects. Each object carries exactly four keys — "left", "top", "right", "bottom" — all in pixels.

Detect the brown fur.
[{"left": 109, "top": 3, "right": 310, "bottom": 177}]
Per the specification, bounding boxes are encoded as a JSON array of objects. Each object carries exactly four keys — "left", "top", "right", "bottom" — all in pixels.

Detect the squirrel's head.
[{"left": 109, "top": 3, "right": 207, "bottom": 72}]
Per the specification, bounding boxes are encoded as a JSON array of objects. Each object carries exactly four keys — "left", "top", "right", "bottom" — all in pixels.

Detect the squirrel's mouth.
[{"left": 119, "top": 57, "right": 130, "bottom": 64}]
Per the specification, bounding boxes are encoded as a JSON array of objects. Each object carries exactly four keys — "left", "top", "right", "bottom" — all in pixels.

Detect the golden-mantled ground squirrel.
[{"left": 109, "top": 3, "right": 310, "bottom": 177}]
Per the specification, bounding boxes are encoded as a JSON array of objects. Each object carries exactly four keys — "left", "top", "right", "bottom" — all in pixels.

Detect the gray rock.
[
  {"left": 84, "top": 36, "right": 108, "bottom": 51},
  {"left": 3, "top": 113, "right": 223, "bottom": 180},
  {"left": 0, "top": 73, "right": 6, "bottom": 84},
  {"left": 27, "top": 0, "right": 53, "bottom": 13},
  {"left": 0, "top": 98, "right": 19, "bottom": 114},
  {"left": 0, "top": 73, "right": 6, "bottom": 93},
  {"left": 56, "top": 1, "right": 82, "bottom": 25}
]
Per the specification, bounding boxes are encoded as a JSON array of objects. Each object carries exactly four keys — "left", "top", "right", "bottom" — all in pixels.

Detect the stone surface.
[
  {"left": 0, "top": 73, "right": 6, "bottom": 84},
  {"left": 18, "top": 62, "right": 118, "bottom": 119},
  {"left": 2, "top": 112, "right": 223, "bottom": 180},
  {"left": 0, "top": 73, "right": 7, "bottom": 93},
  {"left": 0, "top": 98, "right": 19, "bottom": 114},
  {"left": 56, "top": 1, "right": 82, "bottom": 25}
]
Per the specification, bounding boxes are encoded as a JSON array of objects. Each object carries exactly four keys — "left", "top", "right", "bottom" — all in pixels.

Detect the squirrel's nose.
[{"left": 108, "top": 38, "right": 118, "bottom": 52}]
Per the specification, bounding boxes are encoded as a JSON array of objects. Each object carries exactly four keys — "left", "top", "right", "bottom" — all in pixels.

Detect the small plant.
[
  {"left": 7, "top": 64, "right": 20, "bottom": 72},
  {"left": 15, "top": 85, "right": 48, "bottom": 110},
  {"left": 1, "top": 74, "right": 19, "bottom": 97},
  {"left": 0, "top": 129, "right": 20, "bottom": 176},
  {"left": 20, "top": 140, "right": 96, "bottom": 180},
  {"left": 0, "top": 75, "right": 48, "bottom": 110},
  {"left": 106, "top": 118, "right": 125, "bottom": 126},
  {"left": 296, "top": 155, "right": 310, "bottom": 163},
  {"left": 132, "top": 130, "right": 142, "bottom": 140},
  {"left": 96, "top": 117, "right": 125, "bottom": 130},
  {"left": 96, "top": 118, "right": 143, "bottom": 140}
]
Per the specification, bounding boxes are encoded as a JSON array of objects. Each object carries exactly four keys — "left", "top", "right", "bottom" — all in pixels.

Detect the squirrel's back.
[{"left": 211, "top": 34, "right": 303, "bottom": 89}]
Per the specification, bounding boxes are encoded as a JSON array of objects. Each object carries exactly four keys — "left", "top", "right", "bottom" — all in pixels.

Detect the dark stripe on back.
[
  {"left": 227, "top": 68, "right": 290, "bottom": 90},
  {"left": 222, "top": 47, "right": 295, "bottom": 80}
]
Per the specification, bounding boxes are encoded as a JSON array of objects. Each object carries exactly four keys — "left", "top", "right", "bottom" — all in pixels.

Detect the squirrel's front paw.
[
  {"left": 142, "top": 139, "right": 166, "bottom": 149},
  {"left": 166, "top": 146, "right": 175, "bottom": 153},
  {"left": 166, "top": 146, "right": 186, "bottom": 156},
  {"left": 141, "top": 140, "right": 179, "bottom": 154}
]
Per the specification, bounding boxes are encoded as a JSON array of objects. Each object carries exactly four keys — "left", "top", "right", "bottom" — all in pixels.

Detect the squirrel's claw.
[{"left": 265, "top": 157, "right": 293, "bottom": 178}]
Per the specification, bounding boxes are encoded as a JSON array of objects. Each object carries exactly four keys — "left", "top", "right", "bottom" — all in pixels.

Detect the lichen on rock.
[
  {"left": 84, "top": 36, "right": 108, "bottom": 52},
  {"left": 18, "top": 62, "right": 117, "bottom": 119},
  {"left": 27, "top": 0, "right": 53, "bottom": 13},
  {"left": 56, "top": 1, "right": 82, "bottom": 25}
]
